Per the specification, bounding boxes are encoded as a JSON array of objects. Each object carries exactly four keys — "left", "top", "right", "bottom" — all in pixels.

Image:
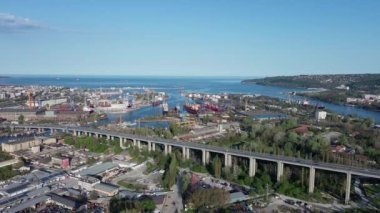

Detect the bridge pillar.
[
  {"left": 202, "top": 149, "right": 209, "bottom": 165},
  {"left": 164, "top": 144, "right": 172, "bottom": 155},
  {"left": 224, "top": 154, "right": 232, "bottom": 167},
  {"left": 107, "top": 135, "right": 111, "bottom": 140},
  {"left": 137, "top": 140, "right": 141, "bottom": 149},
  {"left": 182, "top": 147, "right": 190, "bottom": 160},
  {"left": 148, "top": 141, "right": 152, "bottom": 152},
  {"left": 277, "top": 161, "right": 284, "bottom": 182},
  {"left": 345, "top": 172, "right": 352, "bottom": 204},
  {"left": 308, "top": 167, "right": 315, "bottom": 193},
  {"left": 164, "top": 144, "right": 168, "bottom": 155},
  {"left": 133, "top": 139, "right": 137, "bottom": 147},
  {"left": 151, "top": 142, "right": 156, "bottom": 151},
  {"left": 120, "top": 138, "right": 125, "bottom": 149},
  {"left": 182, "top": 147, "right": 187, "bottom": 160},
  {"left": 249, "top": 158, "right": 256, "bottom": 177}
]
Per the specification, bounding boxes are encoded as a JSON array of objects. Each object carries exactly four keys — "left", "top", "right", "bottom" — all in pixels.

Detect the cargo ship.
[
  {"left": 95, "top": 100, "right": 130, "bottom": 113},
  {"left": 204, "top": 102, "right": 223, "bottom": 112},
  {"left": 183, "top": 103, "right": 200, "bottom": 115}
]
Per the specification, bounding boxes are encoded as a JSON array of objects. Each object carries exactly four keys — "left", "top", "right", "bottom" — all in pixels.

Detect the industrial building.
[
  {"left": 1, "top": 137, "right": 56, "bottom": 153},
  {"left": 93, "top": 183, "right": 119, "bottom": 196},
  {"left": 78, "top": 175, "right": 101, "bottom": 191}
]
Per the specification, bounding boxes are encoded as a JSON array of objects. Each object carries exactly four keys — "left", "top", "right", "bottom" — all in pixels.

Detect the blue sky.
[{"left": 0, "top": 0, "right": 379, "bottom": 77}]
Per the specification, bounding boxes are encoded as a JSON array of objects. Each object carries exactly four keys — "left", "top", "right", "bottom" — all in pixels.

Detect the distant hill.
[{"left": 242, "top": 74, "right": 380, "bottom": 91}]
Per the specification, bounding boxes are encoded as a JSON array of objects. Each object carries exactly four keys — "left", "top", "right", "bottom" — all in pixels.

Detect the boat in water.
[
  {"left": 183, "top": 103, "right": 200, "bottom": 115},
  {"left": 152, "top": 100, "right": 162, "bottom": 107},
  {"left": 204, "top": 102, "right": 223, "bottom": 112},
  {"left": 316, "top": 103, "right": 325, "bottom": 109},
  {"left": 97, "top": 113, "right": 108, "bottom": 120}
]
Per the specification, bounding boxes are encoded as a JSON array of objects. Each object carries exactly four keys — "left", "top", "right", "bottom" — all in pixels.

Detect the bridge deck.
[{"left": 7, "top": 124, "right": 380, "bottom": 179}]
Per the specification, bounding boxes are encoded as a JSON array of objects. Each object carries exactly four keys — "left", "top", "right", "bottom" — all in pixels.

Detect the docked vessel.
[
  {"left": 162, "top": 102, "right": 169, "bottom": 115},
  {"left": 95, "top": 99, "right": 130, "bottom": 113},
  {"left": 204, "top": 102, "right": 222, "bottom": 112},
  {"left": 152, "top": 100, "right": 162, "bottom": 107},
  {"left": 183, "top": 103, "right": 200, "bottom": 115}
]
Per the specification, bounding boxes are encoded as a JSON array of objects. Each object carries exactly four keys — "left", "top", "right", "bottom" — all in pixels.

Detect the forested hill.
[{"left": 242, "top": 74, "right": 380, "bottom": 91}]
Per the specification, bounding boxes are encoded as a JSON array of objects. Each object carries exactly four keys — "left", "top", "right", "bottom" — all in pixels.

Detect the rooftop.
[
  {"left": 78, "top": 162, "right": 117, "bottom": 176},
  {"left": 94, "top": 182, "right": 119, "bottom": 193},
  {"left": 229, "top": 191, "right": 248, "bottom": 203},
  {"left": 3, "top": 182, "right": 30, "bottom": 194},
  {"left": 79, "top": 175, "right": 100, "bottom": 184},
  {"left": 5, "top": 195, "right": 50, "bottom": 213},
  {"left": 49, "top": 193, "right": 84, "bottom": 210}
]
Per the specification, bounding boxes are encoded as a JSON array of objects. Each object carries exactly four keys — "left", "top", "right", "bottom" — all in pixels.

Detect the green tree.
[
  {"left": 89, "top": 191, "right": 98, "bottom": 200},
  {"left": 189, "top": 188, "right": 230, "bottom": 210},
  {"left": 162, "top": 154, "right": 179, "bottom": 189},
  {"left": 212, "top": 156, "right": 222, "bottom": 178},
  {"left": 18, "top": 114, "right": 25, "bottom": 124}
]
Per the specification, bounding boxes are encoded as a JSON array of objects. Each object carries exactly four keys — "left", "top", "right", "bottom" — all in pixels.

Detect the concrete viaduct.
[{"left": 7, "top": 124, "right": 380, "bottom": 204}]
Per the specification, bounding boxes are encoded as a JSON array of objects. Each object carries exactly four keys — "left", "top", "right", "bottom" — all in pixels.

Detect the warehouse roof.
[{"left": 78, "top": 162, "right": 117, "bottom": 176}]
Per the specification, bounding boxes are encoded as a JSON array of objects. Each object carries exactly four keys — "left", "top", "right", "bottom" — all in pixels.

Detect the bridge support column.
[
  {"left": 345, "top": 172, "right": 352, "bottom": 204},
  {"left": 164, "top": 144, "right": 172, "bottom": 155},
  {"left": 249, "top": 158, "right": 256, "bottom": 177},
  {"left": 202, "top": 149, "right": 209, "bottom": 165},
  {"left": 224, "top": 154, "right": 232, "bottom": 167},
  {"left": 308, "top": 167, "right": 315, "bottom": 193},
  {"left": 133, "top": 139, "right": 137, "bottom": 147},
  {"left": 164, "top": 144, "right": 168, "bottom": 155},
  {"left": 107, "top": 135, "right": 111, "bottom": 140},
  {"left": 182, "top": 147, "right": 187, "bottom": 160},
  {"left": 277, "top": 161, "right": 284, "bottom": 182},
  {"left": 120, "top": 138, "right": 125, "bottom": 149},
  {"left": 182, "top": 147, "right": 190, "bottom": 160},
  {"left": 137, "top": 140, "right": 141, "bottom": 149},
  {"left": 151, "top": 142, "right": 156, "bottom": 151},
  {"left": 148, "top": 141, "right": 152, "bottom": 152}
]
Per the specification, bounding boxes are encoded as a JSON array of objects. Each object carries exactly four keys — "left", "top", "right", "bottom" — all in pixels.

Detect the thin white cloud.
[{"left": 0, "top": 13, "right": 43, "bottom": 33}]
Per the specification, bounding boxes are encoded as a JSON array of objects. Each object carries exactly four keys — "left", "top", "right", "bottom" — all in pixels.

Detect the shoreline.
[{"left": 297, "top": 93, "right": 380, "bottom": 113}]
